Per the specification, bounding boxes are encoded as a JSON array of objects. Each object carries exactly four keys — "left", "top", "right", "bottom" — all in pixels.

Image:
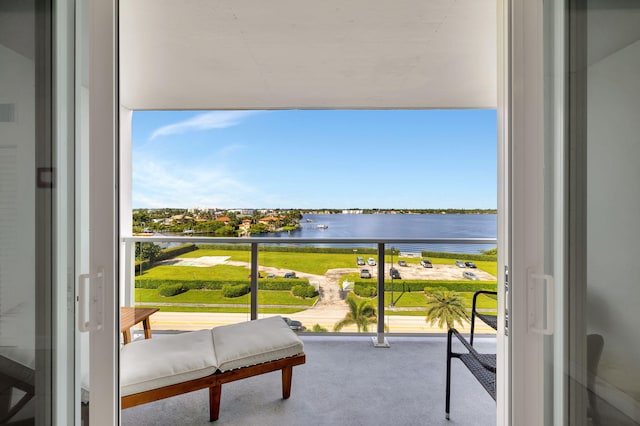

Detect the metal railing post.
[
  {"left": 250, "top": 243, "right": 258, "bottom": 320},
  {"left": 373, "top": 242, "right": 390, "bottom": 347}
]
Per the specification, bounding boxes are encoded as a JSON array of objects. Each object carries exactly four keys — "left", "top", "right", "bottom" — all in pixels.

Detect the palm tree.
[
  {"left": 334, "top": 294, "right": 378, "bottom": 332},
  {"left": 424, "top": 290, "right": 469, "bottom": 330}
]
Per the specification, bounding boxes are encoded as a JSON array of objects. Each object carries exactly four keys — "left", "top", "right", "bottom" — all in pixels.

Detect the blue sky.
[{"left": 132, "top": 110, "right": 497, "bottom": 209}]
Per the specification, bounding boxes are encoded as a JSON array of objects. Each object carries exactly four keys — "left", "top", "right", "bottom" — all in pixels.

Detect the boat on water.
[{"left": 316, "top": 224, "right": 328, "bottom": 229}]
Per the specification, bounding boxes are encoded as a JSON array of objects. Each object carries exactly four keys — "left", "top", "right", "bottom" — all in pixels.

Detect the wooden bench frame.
[{"left": 121, "top": 353, "right": 305, "bottom": 421}]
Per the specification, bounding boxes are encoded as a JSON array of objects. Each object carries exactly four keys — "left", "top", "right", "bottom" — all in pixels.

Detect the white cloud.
[
  {"left": 149, "top": 111, "right": 261, "bottom": 140},
  {"left": 132, "top": 159, "right": 257, "bottom": 208}
]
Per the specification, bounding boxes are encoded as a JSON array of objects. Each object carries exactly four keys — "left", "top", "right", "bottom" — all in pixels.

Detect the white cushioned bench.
[{"left": 121, "top": 316, "right": 305, "bottom": 421}]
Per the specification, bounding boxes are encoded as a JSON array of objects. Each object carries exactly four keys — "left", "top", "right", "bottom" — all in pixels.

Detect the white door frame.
[
  {"left": 499, "top": 0, "right": 549, "bottom": 425},
  {"left": 88, "top": 0, "right": 553, "bottom": 424},
  {"left": 86, "top": 0, "right": 119, "bottom": 423}
]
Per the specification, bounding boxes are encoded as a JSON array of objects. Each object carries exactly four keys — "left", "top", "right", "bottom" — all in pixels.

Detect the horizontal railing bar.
[{"left": 122, "top": 236, "right": 496, "bottom": 245}]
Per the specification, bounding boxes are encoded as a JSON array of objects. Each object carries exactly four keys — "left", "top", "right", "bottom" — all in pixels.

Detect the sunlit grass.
[
  {"left": 174, "top": 249, "right": 466, "bottom": 276},
  {"left": 350, "top": 291, "right": 498, "bottom": 310},
  {"left": 138, "top": 264, "right": 250, "bottom": 280}
]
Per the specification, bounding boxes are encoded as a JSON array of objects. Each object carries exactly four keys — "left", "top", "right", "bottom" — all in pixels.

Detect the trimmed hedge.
[
  {"left": 157, "top": 243, "right": 198, "bottom": 260},
  {"left": 158, "top": 283, "right": 189, "bottom": 297},
  {"left": 291, "top": 284, "right": 318, "bottom": 299},
  {"left": 353, "top": 285, "right": 377, "bottom": 298},
  {"left": 420, "top": 250, "right": 497, "bottom": 262},
  {"left": 351, "top": 279, "right": 497, "bottom": 293},
  {"left": 135, "top": 278, "right": 309, "bottom": 290},
  {"left": 135, "top": 243, "right": 198, "bottom": 274},
  {"left": 221, "top": 283, "right": 250, "bottom": 298}
]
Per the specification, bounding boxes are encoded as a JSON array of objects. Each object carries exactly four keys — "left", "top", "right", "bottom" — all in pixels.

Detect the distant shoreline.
[
  {"left": 133, "top": 208, "right": 497, "bottom": 214},
  {"left": 301, "top": 209, "right": 497, "bottom": 215}
]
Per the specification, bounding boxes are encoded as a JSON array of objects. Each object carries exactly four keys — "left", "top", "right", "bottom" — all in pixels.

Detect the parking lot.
[{"left": 361, "top": 262, "right": 496, "bottom": 281}]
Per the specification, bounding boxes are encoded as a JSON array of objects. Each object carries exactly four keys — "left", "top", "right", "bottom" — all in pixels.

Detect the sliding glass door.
[
  {"left": 514, "top": 0, "right": 640, "bottom": 424},
  {"left": 562, "top": 1, "right": 640, "bottom": 424},
  {"left": 0, "top": 0, "right": 76, "bottom": 422},
  {"left": 1, "top": 0, "right": 119, "bottom": 424}
]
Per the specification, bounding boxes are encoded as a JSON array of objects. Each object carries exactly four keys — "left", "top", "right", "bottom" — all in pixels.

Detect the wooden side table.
[{"left": 120, "top": 307, "right": 159, "bottom": 344}]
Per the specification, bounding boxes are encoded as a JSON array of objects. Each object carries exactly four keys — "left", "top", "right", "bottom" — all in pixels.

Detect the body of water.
[{"left": 255, "top": 213, "right": 497, "bottom": 254}]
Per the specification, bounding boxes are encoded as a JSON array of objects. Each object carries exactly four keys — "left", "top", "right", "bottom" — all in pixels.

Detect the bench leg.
[
  {"left": 282, "top": 366, "right": 293, "bottom": 399},
  {"left": 209, "top": 385, "right": 221, "bottom": 421}
]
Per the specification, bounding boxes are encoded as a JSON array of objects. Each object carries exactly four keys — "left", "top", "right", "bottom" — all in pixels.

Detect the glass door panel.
[
  {"left": 543, "top": 0, "right": 640, "bottom": 424},
  {"left": 575, "top": 1, "right": 640, "bottom": 424},
  {"left": 0, "top": 0, "right": 77, "bottom": 423}
]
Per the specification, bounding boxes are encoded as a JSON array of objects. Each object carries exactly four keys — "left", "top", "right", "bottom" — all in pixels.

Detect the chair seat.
[
  {"left": 476, "top": 313, "right": 497, "bottom": 330},
  {"left": 458, "top": 354, "right": 496, "bottom": 400}
]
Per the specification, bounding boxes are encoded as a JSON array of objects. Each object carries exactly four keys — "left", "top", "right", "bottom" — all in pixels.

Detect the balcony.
[
  {"left": 120, "top": 236, "right": 497, "bottom": 423},
  {"left": 120, "top": 334, "right": 497, "bottom": 425}
]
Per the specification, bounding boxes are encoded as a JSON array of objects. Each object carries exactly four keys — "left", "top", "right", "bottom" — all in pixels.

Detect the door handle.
[
  {"left": 528, "top": 270, "right": 554, "bottom": 335},
  {"left": 78, "top": 270, "right": 104, "bottom": 332}
]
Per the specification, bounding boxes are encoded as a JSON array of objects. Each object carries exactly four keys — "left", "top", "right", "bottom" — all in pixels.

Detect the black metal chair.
[
  {"left": 469, "top": 290, "right": 498, "bottom": 345},
  {"left": 586, "top": 334, "right": 604, "bottom": 425},
  {"left": 445, "top": 328, "right": 496, "bottom": 419},
  {"left": 0, "top": 354, "right": 34, "bottom": 424}
]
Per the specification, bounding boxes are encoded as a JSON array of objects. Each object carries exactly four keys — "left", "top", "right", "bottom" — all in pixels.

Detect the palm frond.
[{"left": 424, "top": 290, "right": 469, "bottom": 330}]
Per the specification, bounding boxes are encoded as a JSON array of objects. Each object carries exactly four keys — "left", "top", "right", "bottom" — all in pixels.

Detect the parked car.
[
  {"left": 282, "top": 317, "right": 305, "bottom": 331},
  {"left": 360, "top": 268, "right": 372, "bottom": 279},
  {"left": 283, "top": 272, "right": 297, "bottom": 278},
  {"left": 390, "top": 268, "right": 401, "bottom": 279},
  {"left": 455, "top": 260, "right": 467, "bottom": 268},
  {"left": 465, "top": 261, "right": 477, "bottom": 268},
  {"left": 420, "top": 259, "right": 433, "bottom": 268},
  {"left": 368, "top": 257, "right": 377, "bottom": 266},
  {"left": 463, "top": 271, "right": 479, "bottom": 280},
  {"left": 356, "top": 256, "right": 366, "bottom": 266},
  {"left": 398, "top": 260, "right": 407, "bottom": 267},
  {"left": 266, "top": 273, "right": 276, "bottom": 278}
]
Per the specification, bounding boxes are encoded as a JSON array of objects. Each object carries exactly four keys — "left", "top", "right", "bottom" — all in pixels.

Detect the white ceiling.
[{"left": 120, "top": 0, "right": 496, "bottom": 110}]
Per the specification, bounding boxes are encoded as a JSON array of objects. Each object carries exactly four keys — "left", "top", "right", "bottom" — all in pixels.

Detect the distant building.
[
  {"left": 342, "top": 209, "right": 363, "bottom": 214},
  {"left": 169, "top": 214, "right": 193, "bottom": 223}
]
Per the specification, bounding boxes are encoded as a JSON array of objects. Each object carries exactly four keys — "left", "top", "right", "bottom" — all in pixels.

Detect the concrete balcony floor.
[{"left": 121, "top": 335, "right": 496, "bottom": 426}]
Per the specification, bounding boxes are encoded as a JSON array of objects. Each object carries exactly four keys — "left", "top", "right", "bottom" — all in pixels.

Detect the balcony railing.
[{"left": 121, "top": 236, "right": 497, "bottom": 345}]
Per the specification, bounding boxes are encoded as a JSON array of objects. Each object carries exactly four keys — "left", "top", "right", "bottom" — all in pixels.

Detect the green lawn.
[
  {"left": 138, "top": 264, "right": 251, "bottom": 280},
  {"left": 177, "top": 249, "right": 360, "bottom": 275},
  {"left": 135, "top": 288, "right": 316, "bottom": 306},
  {"left": 470, "top": 260, "right": 498, "bottom": 277},
  {"left": 351, "top": 291, "right": 498, "bottom": 310},
  {"left": 169, "top": 249, "right": 498, "bottom": 276},
  {"left": 178, "top": 249, "right": 251, "bottom": 262},
  {"left": 135, "top": 248, "right": 497, "bottom": 316}
]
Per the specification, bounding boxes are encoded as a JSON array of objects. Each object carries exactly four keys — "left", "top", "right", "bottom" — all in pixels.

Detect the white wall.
[
  {"left": 0, "top": 44, "right": 36, "bottom": 366},
  {"left": 587, "top": 37, "right": 640, "bottom": 415}
]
